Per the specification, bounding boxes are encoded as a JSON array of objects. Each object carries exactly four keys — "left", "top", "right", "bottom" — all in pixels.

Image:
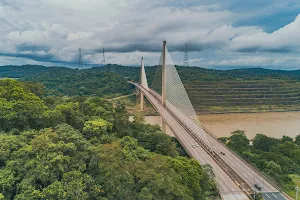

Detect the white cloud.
[
  {"left": 0, "top": 0, "right": 300, "bottom": 69},
  {"left": 67, "top": 32, "right": 94, "bottom": 41},
  {"left": 231, "top": 14, "right": 300, "bottom": 52},
  {"left": 208, "top": 56, "right": 273, "bottom": 66}
]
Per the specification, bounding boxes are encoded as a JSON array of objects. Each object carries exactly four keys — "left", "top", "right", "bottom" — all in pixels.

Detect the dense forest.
[
  {"left": 0, "top": 65, "right": 134, "bottom": 97},
  {"left": 221, "top": 131, "right": 300, "bottom": 198},
  {"left": 2, "top": 64, "right": 300, "bottom": 113},
  {"left": 0, "top": 79, "right": 219, "bottom": 200}
]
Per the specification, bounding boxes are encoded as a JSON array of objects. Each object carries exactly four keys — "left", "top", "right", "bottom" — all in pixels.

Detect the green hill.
[{"left": 1, "top": 64, "right": 300, "bottom": 113}]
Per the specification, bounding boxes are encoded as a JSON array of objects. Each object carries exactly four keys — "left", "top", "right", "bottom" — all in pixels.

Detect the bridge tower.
[
  {"left": 139, "top": 57, "right": 148, "bottom": 110},
  {"left": 162, "top": 41, "right": 167, "bottom": 106},
  {"left": 161, "top": 41, "right": 167, "bottom": 132}
]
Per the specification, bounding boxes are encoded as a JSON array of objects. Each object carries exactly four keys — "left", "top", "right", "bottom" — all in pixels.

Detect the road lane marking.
[
  {"left": 265, "top": 193, "right": 271, "bottom": 199},
  {"left": 272, "top": 193, "right": 278, "bottom": 198}
]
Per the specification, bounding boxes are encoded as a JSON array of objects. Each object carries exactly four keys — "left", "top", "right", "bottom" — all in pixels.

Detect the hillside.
[
  {"left": 186, "top": 80, "right": 300, "bottom": 113},
  {"left": 1, "top": 65, "right": 300, "bottom": 113}
]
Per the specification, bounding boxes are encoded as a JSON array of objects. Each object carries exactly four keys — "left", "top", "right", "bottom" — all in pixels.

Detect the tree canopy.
[{"left": 0, "top": 79, "right": 219, "bottom": 200}]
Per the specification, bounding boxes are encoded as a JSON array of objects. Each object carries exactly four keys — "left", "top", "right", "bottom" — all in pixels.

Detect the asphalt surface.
[
  {"left": 261, "top": 192, "right": 287, "bottom": 200},
  {"left": 135, "top": 84, "right": 249, "bottom": 200}
]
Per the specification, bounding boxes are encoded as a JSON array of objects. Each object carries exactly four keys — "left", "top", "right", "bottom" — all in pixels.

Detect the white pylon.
[
  {"left": 140, "top": 57, "right": 148, "bottom": 110},
  {"left": 162, "top": 41, "right": 166, "bottom": 106},
  {"left": 140, "top": 57, "right": 148, "bottom": 90}
]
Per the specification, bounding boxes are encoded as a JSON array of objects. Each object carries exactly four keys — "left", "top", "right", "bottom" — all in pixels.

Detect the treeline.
[
  {"left": 3, "top": 65, "right": 300, "bottom": 97},
  {"left": 220, "top": 131, "right": 300, "bottom": 195},
  {"left": 25, "top": 69, "right": 134, "bottom": 97},
  {"left": 0, "top": 65, "right": 134, "bottom": 97},
  {"left": 0, "top": 79, "right": 219, "bottom": 200},
  {"left": 93, "top": 64, "right": 300, "bottom": 82}
]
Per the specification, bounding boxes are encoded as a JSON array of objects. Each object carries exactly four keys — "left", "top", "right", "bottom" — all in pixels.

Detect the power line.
[
  {"left": 183, "top": 43, "right": 189, "bottom": 67},
  {"left": 78, "top": 48, "right": 83, "bottom": 69}
]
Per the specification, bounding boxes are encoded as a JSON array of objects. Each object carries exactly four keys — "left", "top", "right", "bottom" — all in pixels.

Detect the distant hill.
[
  {"left": 2, "top": 64, "right": 300, "bottom": 82},
  {"left": 0, "top": 65, "right": 134, "bottom": 97},
  {"left": 1, "top": 64, "right": 300, "bottom": 113},
  {"left": 0, "top": 65, "right": 49, "bottom": 78}
]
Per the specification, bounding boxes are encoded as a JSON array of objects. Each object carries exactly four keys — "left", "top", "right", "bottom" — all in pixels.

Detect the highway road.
[
  {"left": 135, "top": 83, "right": 249, "bottom": 200},
  {"left": 206, "top": 132, "right": 287, "bottom": 199},
  {"left": 132, "top": 82, "right": 292, "bottom": 200}
]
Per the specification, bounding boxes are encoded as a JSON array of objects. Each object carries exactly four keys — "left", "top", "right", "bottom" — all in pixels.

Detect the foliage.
[
  {"left": 0, "top": 65, "right": 134, "bottom": 97},
  {"left": 83, "top": 117, "right": 113, "bottom": 140},
  {"left": 228, "top": 130, "right": 249, "bottom": 152},
  {"left": 0, "top": 124, "right": 218, "bottom": 200},
  {"left": 0, "top": 79, "right": 47, "bottom": 131},
  {"left": 0, "top": 79, "right": 219, "bottom": 199},
  {"left": 25, "top": 67, "right": 133, "bottom": 97}
]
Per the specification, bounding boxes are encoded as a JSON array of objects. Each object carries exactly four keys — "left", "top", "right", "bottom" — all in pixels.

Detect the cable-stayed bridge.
[{"left": 130, "top": 41, "right": 290, "bottom": 200}]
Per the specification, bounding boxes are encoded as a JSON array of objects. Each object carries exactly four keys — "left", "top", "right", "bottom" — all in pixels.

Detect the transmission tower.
[
  {"left": 102, "top": 48, "right": 105, "bottom": 66},
  {"left": 183, "top": 43, "right": 189, "bottom": 67},
  {"left": 78, "top": 48, "right": 83, "bottom": 69}
]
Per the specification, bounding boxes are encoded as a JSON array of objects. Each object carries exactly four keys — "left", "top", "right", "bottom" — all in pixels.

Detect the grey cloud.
[
  {"left": 235, "top": 46, "right": 293, "bottom": 53},
  {"left": 16, "top": 44, "right": 51, "bottom": 52},
  {"left": 92, "top": 42, "right": 223, "bottom": 53},
  {"left": 0, "top": 0, "right": 300, "bottom": 69},
  {"left": 0, "top": 52, "right": 78, "bottom": 65}
]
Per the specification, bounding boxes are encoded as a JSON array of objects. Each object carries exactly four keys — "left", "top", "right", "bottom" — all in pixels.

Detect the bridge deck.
[
  {"left": 135, "top": 83, "right": 249, "bottom": 200},
  {"left": 134, "top": 82, "right": 291, "bottom": 200}
]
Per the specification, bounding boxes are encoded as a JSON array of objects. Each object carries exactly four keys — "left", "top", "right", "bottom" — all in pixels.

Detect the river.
[{"left": 144, "top": 111, "right": 300, "bottom": 139}]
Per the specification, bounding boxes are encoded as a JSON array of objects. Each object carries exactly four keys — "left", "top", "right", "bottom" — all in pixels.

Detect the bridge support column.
[
  {"left": 161, "top": 117, "right": 167, "bottom": 133},
  {"left": 140, "top": 92, "right": 144, "bottom": 110},
  {"left": 136, "top": 88, "right": 140, "bottom": 105},
  {"left": 162, "top": 41, "right": 166, "bottom": 106}
]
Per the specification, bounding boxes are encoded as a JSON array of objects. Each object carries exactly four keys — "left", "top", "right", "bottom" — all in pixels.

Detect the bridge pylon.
[
  {"left": 162, "top": 41, "right": 167, "bottom": 106},
  {"left": 139, "top": 57, "right": 148, "bottom": 110}
]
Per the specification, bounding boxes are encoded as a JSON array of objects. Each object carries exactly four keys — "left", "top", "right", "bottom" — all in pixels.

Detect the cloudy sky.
[{"left": 0, "top": 0, "right": 300, "bottom": 69}]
